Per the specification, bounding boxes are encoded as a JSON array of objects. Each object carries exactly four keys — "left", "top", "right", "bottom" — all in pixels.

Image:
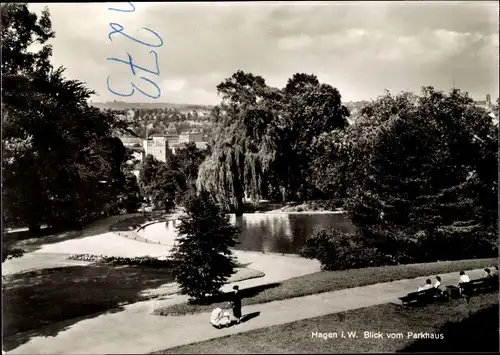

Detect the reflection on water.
[
  {"left": 140, "top": 213, "right": 355, "bottom": 254},
  {"left": 229, "top": 213, "right": 355, "bottom": 254}
]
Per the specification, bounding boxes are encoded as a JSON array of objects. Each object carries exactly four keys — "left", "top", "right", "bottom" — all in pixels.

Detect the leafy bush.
[
  {"left": 301, "top": 224, "right": 498, "bottom": 271},
  {"left": 411, "top": 227, "right": 498, "bottom": 262},
  {"left": 299, "top": 228, "right": 395, "bottom": 271}
]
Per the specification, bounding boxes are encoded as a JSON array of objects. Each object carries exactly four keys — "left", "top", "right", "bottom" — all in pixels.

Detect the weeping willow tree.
[{"left": 197, "top": 71, "right": 283, "bottom": 215}]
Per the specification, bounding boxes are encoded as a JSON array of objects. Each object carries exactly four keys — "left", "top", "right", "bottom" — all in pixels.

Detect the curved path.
[
  {"left": 3, "top": 212, "right": 321, "bottom": 354},
  {"left": 5, "top": 267, "right": 492, "bottom": 354},
  {"left": 5, "top": 215, "right": 490, "bottom": 354}
]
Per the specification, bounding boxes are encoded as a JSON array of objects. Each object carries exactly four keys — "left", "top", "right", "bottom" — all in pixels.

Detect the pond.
[{"left": 138, "top": 212, "right": 355, "bottom": 255}]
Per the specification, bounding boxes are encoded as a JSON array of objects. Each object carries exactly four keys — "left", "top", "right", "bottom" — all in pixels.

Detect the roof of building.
[{"left": 150, "top": 133, "right": 179, "bottom": 137}]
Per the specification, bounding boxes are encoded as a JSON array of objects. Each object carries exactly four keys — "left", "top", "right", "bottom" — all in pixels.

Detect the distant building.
[
  {"left": 170, "top": 141, "right": 208, "bottom": 155},
  {"left": 194, "top": 141, "right": 208, "bottom": 150},
  {"left": 143, "top": 136, "right": 171, "bottom": 162},
  {"left": 474, "top": 94, "right": 493, "bottom": 110},
  {"left": 143, "top": 131, "right": 208, "bottom": 158},
  {"left": 474, "top": 94, "right": 498, "bottom": 126},
  {"left": 150, "top": 133, "right": 179, "bottom": 145},
  {"left": 179, "top": 131, "right": 203, "bottom": 143}
]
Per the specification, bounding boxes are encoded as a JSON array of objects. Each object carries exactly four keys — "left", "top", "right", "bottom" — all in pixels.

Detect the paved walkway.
[
  {"left": 2, "top": 253, "right": 91, "bottom": 276},
  {"left": 6, "top": 267, "right": 492, "bottom": 354},
  {"left": 2, "top": 214, "right": 143, "bottom": 275}
]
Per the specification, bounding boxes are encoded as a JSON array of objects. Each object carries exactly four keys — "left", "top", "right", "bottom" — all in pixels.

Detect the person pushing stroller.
[
  {"left": 231, "top": 285, "right": 242, "bottom": 323},
  {"left": 210, "top": 285, "right": 242, "bottom": 328}
]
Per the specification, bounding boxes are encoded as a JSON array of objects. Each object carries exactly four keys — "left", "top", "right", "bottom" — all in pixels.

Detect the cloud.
[
  {"left": 277, "top": 34, "right": 314, "bottom": 51},
  {"left": 375, "top": 30, "right": 485, "bottom": 63},
  {"left": 162, "top": 79, "right": 186, "bottom": 92},
  {"left": 28, "top": 2, "right": 498, "bottom": 104}
]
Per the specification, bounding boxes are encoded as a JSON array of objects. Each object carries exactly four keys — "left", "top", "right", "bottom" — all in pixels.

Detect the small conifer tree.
[{"left": 171, "top": 189, "right": 239, "bottom": 302}]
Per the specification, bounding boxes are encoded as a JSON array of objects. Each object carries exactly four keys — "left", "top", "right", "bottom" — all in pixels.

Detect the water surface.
[{"left": 139, "top": 212, "right": 355, "bottom": 254}]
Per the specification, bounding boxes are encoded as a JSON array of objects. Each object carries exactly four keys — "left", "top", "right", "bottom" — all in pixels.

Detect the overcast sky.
[{"left": 29, "top": 1, "right": 498, "bottom": 105}]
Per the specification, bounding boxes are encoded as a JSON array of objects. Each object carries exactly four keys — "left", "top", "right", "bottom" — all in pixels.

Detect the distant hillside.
[{"left": 90, "top": 101, "right": 214, "bottom": 111}]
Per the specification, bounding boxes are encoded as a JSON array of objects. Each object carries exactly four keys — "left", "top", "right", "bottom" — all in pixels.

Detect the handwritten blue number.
[
  {"left": 107, "top": 76, "right": 161, "bottom": 99},
  {"left": 107, "top": 51, "right": 160, "bottom": 76},
  {"left": 108, "top": 2, "right": 135, "bottom": 12},
  {"left": 108, "top": 23, "right": 163, "bottom": 47}
]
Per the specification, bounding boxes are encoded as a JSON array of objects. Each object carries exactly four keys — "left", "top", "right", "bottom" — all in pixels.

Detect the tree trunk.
[{"left": 234, "top": 194, "right": 244, "bottom": 216}]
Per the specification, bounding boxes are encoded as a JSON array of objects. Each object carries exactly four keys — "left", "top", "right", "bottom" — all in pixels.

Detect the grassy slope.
[
  {"left": 155, "top": 292, "right": 499, "bottom": 353},
  {"left": 3, "top": 263, "right": 174, "bottom": 337},
  {"left": 154, "top": 258, "right": 496, "bottom": 316}
]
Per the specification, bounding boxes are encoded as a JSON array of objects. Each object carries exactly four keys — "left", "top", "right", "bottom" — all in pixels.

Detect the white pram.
[{"left": 210, "top": 302, "right": 234, "bottom": 328}]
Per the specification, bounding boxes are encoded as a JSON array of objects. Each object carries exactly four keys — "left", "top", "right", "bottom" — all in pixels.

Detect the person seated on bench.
[
  {"left": 458, "top": 271, "right": 470, "bottom": 295},
  {"left": 458, "top": 271, "right": 470, "bottom": 284},
  {"left": 484, "top": 268, "right": 494, "bottom": 278},
  {"left": 434, "top": 276, "right": 442, "bottom": 288},
  {"left": 418, "top": 279, "right": 433, "bottom": 291},
  {"left": 433, "top": 275, "right": 448, "bottom": 298}
]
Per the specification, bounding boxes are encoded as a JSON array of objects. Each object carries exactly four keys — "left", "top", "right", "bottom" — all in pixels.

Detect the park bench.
[
  {"left": 398, "top": 287, "right": 442, "bottom": 305},
  {"left": 460, "top": 276, "right": 498, "bottom": 299}
]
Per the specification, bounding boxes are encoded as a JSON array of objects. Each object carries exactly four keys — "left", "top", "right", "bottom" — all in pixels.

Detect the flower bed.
[{"left": 67, "top": 253, "right": 176, "bottom": 267}]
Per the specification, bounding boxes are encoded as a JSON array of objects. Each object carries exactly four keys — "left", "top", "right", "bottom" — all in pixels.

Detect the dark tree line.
[
  {"left": 2, "top": 3, "right": 130, "bottom": 232},
  {"left": 196, "top": 70, "right": 498, "bottom": 267},
  {"left": 301, "top": 88, "right": 498, "bottom": 269}
]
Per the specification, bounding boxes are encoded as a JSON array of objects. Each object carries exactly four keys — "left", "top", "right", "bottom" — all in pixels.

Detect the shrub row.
[
  {"left": 68, "top": 253, "right": 176, "bottom": 267},
  {"left": 299, "top": 228, "right": 395, "bottom": 271},
  {"left": 300, "top": 227, "right": 498, "bottom": 271}
]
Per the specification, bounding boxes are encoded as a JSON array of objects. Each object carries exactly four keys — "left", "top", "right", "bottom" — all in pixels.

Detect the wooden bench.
[
  {"left": 399, "top": 287, "right": 442, "bottom": 305},
  {"left": 444, "top": 285, "right": 461, "bottom": 299},
  {"left": 460, "top": 276, "right": 498, "bottom": 299}
]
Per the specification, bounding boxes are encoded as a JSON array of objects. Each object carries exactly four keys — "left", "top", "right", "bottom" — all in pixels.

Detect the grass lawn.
[
  {"left": 154, "top": 258, "right": 496, "bottom": 316},
  {"left": 154, "top": 292, "right": 499, "bottom": 353},
  {"left": 3, "top": 263, "right": 174, "bottom": 338}
]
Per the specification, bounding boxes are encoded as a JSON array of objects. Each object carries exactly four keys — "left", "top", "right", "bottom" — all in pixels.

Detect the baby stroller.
[{"left": 210, "top": 302, "right": 234, "bottom": 329}]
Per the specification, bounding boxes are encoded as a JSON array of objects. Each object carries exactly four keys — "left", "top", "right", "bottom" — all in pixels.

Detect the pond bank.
[{"left": 138, "top": 212, "right": 354, "bottom": 254}]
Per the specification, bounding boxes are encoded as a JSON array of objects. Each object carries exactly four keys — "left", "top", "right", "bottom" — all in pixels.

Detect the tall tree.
[
  {"left": 2, "top": 4, "right": 128, "bottom": 231},
  {"left": 197, "top": 71, "right": 283, "bottom": 214},
  {"left": 1, "top": 3, "right": 54, "bottom": 77},
  {"left": 167, "top": 142, "right": 209, "bottom": 187},
  {"left": 139, "top": 155, "right": 185, "bottom": 211},
  {"left": 281, "top": 73, "right": 350, "bottom": 200}
]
